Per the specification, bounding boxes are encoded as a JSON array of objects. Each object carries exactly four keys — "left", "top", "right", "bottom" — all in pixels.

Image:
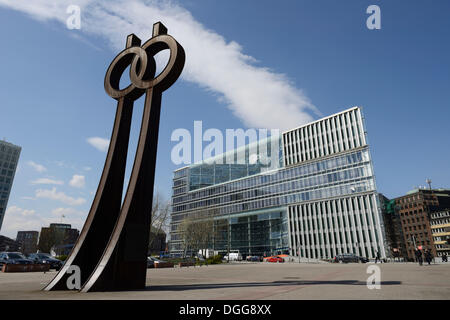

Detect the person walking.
[
  {"left": 374, "top": 251, "right": 382, "bottom": 263},
  {"left": 415, "top": 248, "right": 423, "bottom": 266},
  {"left": 425, "top": 250, "right": 433, "bottom": 265}
]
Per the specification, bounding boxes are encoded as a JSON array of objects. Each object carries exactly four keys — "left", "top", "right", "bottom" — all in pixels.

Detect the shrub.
[{"left": 206, "top": 255, "right": 223, "bottom": 265}]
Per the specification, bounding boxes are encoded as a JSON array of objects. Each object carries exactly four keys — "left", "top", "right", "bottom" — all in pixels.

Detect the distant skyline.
[{"left": 0, "top": 0, "right": 449, "bottom": 238}]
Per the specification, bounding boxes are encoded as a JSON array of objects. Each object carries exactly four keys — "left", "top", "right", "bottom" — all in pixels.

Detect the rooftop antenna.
[{"left": 426, "top": 179, "right": 432, "bottom": 190}]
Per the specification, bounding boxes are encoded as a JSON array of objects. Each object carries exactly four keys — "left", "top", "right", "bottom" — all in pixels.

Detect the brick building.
[{"left": 394, "top": 189, "right": 450, "bottom": 261}]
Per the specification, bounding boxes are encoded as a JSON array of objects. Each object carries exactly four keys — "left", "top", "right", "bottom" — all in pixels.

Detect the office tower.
[
  {"left": 0, "top": 140, "right": 21, "bottom": 232},
  {"left": 170, "top": 107, "right": 387, "bottom": 259}
]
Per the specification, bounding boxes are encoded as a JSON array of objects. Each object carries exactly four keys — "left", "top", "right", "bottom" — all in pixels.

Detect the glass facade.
[
  {"left": 0, "top": 140, "right": 21, "bottom": 231},
  {"left": 185, "top": 135, "right": 282, "bottom": 191},
  {"left": 170, "top": 107, "right": 387, "bottom": 259},
  {"left": 207, "top": 209, "right": 289, "bottom": 256}
]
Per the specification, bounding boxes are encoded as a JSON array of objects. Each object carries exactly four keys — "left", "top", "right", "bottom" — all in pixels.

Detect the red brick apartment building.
[{"left": 394, "top": 189, "right": 450, "bottom": 260}]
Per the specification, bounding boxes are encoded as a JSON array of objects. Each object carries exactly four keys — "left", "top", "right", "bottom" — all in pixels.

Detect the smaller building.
[
  {"left": 379, "top": 194, "right": 407, "bottom": 260},
  {"left": 148, "top": 227, "right": 166, "bottom": 255},
  {"left": 16, "top": 231, "right": 39, "bottom": 255},
  {"left": 0, "top": 235, "right": 21, "bottom": 252},
  {"left": 394, "top": 188, "right": 450, "bottom": 260},
  {"left": 38, "top": 223, "right": 79, "bottom": 254},
  {"left": 430, "top": 210, "right": 450, "bottom": 258}
]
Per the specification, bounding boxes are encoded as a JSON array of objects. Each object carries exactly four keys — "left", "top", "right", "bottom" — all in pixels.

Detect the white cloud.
[
  {"left": 69, "top": 174, "right": 86, "bottom": 188},
  {"left": 5, "top": 206, "right": 35, "bottom": 217},
  {"left": 20, "top": 196, "right": 36, "bottom": 200},
  {"left": 1, "top": 206, "right": 86, "bottom": 238},
  {"left": 35, "top": 187, "right": 86, "bottom": 206},
  {"left": 30, "top": 178, "right": 64, "bottom": 185},
  {"left": 0, "top": 0, "right": 319, "bottom": 130},
  {"left": 1, "top": 206, "right": 41, "bottom": 238},
  {"left": 54, "top": 160, "right": 76, "bottom": 169},
  {"left": 87, "top": 137, "right": 110, "bottom": 152},
  {"left": 27, "top": 161, "right": 47, "bottom": 173}
]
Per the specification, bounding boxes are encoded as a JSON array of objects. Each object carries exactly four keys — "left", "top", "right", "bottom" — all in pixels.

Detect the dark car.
[
  {"left": 334, "top": 253, "right": 367, "bottom": 263},
  {"left": 0, "top": 252, "right": 33, "bottom": 266},
  {"left": 358, "top": 256, "right": 369, "bottom": 263},
  {"left": 334, "top": 253, "right": 358, "bottom": 263},
  {"left": 27, "top": 253, "right": 63, "bottom": 270},
  {"left": 147, "top": 256, "right": 166, "bottom": 268},
  {"left": 246, "top": 255, "right": 260, "bottom": 262}
]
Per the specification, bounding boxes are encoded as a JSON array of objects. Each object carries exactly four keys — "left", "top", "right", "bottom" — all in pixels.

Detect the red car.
[{"left": 266, "top": 256, "right": 284, "bottom": 263}]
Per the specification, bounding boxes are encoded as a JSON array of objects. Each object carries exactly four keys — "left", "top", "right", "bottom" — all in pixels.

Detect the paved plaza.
[{"left": 0, "top": 262, "right": 449, "bottom": 300}]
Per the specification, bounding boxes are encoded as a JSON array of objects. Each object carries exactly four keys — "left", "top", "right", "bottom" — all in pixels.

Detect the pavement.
[{"left": 0, "top": 262, "right": 449, "bottom": 300}]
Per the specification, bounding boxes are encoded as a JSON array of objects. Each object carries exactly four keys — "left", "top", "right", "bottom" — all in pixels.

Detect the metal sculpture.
[{"left": 44, "top": 22, "right": 185, "bottom": 292}]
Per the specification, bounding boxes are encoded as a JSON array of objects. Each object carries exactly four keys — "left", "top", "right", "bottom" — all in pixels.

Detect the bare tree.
[
  {"left": 148, "top": 192, "right": 171, "bottom": 254},
  {"left": 178, "top": 215, "right": 194, "bottom": 258},
  {"left": 178, "top": 210, "right": 214, "bottom": 258}
]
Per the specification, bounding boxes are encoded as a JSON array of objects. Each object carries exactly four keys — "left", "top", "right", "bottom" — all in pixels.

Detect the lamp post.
[{"left": 227, "top": 218, "right": 230, "bottom": 263}]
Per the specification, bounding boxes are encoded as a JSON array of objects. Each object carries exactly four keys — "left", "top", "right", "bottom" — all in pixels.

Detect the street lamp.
[{"left": 227, "top": 218, "right": 231, "bottom": 263}]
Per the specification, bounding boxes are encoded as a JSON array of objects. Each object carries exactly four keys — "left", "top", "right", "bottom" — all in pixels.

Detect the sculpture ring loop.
[
  {"left": 131, "top": 34, "right": 185, "bottom": 92},
  {"left": 105, "top": 34, "right": 184, "bottom": 100},
  {"left": 104, "top": 46, "right": 155, "bottom": 100}
]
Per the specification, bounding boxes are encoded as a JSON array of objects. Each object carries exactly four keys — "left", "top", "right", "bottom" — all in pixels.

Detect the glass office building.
[
  {"left": 0, "top": 140, "right": 21, "bottom": 232},
  {"left": 170, "top": 107, "right": 387, "bottom": 259}
]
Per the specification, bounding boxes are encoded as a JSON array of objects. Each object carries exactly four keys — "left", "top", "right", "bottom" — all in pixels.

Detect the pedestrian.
[
  {"left": 375, "top": 251, "right": 381, "bottom": 263},
  {"left": 415, "top": 248, "right": 423, "bottom": 266},
  {"left": 425, "top": 250, "right": 433, "bottom": 265}
]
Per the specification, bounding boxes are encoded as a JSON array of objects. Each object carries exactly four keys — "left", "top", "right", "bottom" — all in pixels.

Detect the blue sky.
[{"left": 0, "top": 0, "right": 449, "bottom": 238}]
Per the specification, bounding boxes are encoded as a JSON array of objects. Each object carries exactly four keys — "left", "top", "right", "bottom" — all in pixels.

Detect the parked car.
[
  {"left": 147, "top": 256, "right": 167, "bottom": 268},
  {"left": 196, "top": 254, "right": 205, "bottom": 261},
  {"left": 358, "top": 256, "right": 369, "bottom": 263},
  {"left": 334, "top": 253, "right": 367, "bottom": 263},
  {"left": 27, "top": 253, "right": 63, "bottom": 270},
  {"left": 266, "top": 256, "right": 284, "bottom": 263},
  {"left": 0, "top": 252, "right": 33, "bottom": 266},
  {"left": 147, "top": 256, "right": 158, "bottom": 268},
  {"left": 246, "top": 255, "right": 260, "bottom": 262}
]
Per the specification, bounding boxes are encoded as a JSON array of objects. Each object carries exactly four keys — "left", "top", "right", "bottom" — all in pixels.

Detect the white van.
[{"left": 223, "top": 252, "right": 243, "bottom": 261}]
